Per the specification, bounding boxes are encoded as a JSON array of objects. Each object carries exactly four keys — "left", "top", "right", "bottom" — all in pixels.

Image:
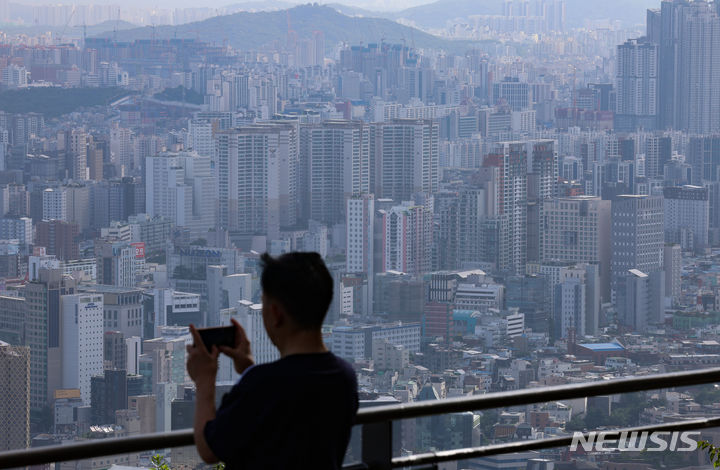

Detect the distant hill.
[
  {"left": 94, "top": 4, "right": 484, "bottom": 53},
  {"left": 324, "top": 3, "right": 381, "bottom": 17},
  {"left": 223, "top": 0, "right": 296, "bottom": 12}
]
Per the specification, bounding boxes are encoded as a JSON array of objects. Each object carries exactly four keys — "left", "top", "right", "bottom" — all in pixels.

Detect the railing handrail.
[
  {"left": 355, "top": 366, "right": 720, "bottom": 424},
  {"left": 392, "top": 416, "right": 720, "bottom": 468},
  {"left": 1, "top": 367, "right": 720, "bottom": 469}
]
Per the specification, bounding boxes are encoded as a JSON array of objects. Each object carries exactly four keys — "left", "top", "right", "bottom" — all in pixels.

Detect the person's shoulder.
[
  {"left": 326, "top": 352, "right": 358, "bottom": 382},
  {"left": 328, "top": 352, "right": 355, "bottom": 371}
]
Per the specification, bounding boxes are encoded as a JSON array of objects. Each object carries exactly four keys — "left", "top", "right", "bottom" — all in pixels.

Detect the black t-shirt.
[{"left": 204, "top": 352, "right": 359, "bottom": 470}]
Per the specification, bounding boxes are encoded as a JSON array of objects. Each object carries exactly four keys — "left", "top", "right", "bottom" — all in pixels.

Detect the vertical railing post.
[{"left": 361, "top": 420, "right": 392, "bottom": 470}]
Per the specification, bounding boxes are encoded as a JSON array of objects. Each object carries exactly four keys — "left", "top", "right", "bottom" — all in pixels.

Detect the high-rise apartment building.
[
  {"left": 486, "top": 142, "right": 528, "bottom": 274},
  {"left": 653, "top": 0, "right": 720, "bottom": 133},
  {"left": 0, "top": 217, "right": 32, "bottom": 247},
  {"left": 346, "top": 194, "right": 375, "bottom": 276},
  {"left": 145, "top": 151, "right": 215, "bottom": 236},
  {"left": 42, "top": 187, "right": 68, "bottom": 222},
  {"left": 379, "top": 200, "right": 432, "bottom": 277},
  {"left": 492, "top": 77, "right": 531, "bottom": 111},
  {"left": 615, "top": 38, "right": 658, "bottom": 132},
  {"left": 664, "top": 243, "right": 682, "bottom": 305},
  {"left": 300, "top": 121, "right": 372, "bottom": 225},
  {"left": 687, "top": 135, "right": 720, "bottom": 186},
  {"left": 216, "top": 121, "right": 298, "bottom": 241},
  {"left": 455, "top": 168, "right": 502, "bottom": 271},
  {"left": 644, "top": 134, "right": 672, "bottom": 179},
  {"left": 375, "top": 119, "right": 439, "bottom": 202},
  {"left": 110, "top": 124, "right": 133, "bottom": 172},
  {"left": 68, "top": 129, "right": 90, "bottom": 180}
]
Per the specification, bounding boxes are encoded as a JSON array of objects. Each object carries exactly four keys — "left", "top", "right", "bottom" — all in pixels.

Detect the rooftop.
[{"left": 578, "top": 343, "right": 625, "bottom": 352}]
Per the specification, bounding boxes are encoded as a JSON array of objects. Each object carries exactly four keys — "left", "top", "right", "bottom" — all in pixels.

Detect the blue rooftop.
[{"left": 578, "top": 342, "right": 625, "bottom": 352}]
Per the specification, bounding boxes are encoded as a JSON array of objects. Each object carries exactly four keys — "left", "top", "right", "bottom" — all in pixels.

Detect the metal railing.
[{"left": 2, "top": 367, "right": 720, "bottom": 469}]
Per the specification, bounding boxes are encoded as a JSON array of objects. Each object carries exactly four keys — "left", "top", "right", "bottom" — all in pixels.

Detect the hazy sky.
[{"left": 10, "top": 0, "right": 436, "bottom": 12}]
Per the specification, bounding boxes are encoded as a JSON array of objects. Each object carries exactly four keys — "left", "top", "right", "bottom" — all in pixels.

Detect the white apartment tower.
[
  {"left": 145, "top": 151, "right": 215, "bottom": 236},
  {"left": 42, "top": 188, "right": 68, "bottom": 222},
  {"left": 61, "top": 294, "right": 104, "bottom": 405}
]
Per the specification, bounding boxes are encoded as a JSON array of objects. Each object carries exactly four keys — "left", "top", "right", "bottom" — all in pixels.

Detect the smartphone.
[{"left": 196, "top": 325, "right": 236, "bottom": 351}]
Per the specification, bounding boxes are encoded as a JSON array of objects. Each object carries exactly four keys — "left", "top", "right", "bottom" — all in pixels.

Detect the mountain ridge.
[{"left": 92, "top": 4, "right": 493, "bottom": 53}]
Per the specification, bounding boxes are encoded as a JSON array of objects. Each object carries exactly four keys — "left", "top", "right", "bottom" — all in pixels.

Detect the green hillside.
[{"left": 0, "top": 87, "right": 133, "bottom": 118}]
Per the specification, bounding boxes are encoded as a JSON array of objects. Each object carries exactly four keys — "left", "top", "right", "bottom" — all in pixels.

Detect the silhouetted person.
[{"left": 187, "top": 252, "right": 358, "bottom": 469}]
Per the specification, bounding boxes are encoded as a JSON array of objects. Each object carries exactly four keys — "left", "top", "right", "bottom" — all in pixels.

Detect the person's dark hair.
[{"left": 260, "top": 251, "right": 333, "bottom": 329}]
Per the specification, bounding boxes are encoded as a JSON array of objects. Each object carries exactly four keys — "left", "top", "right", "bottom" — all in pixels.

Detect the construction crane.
[{"left": 56, "top": 5, "right": 77, "bottom": 45}]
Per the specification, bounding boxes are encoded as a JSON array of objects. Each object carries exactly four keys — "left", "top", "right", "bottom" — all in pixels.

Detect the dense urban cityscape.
[{"left": 2, "top": 0, "right": 720, "bottom": 468}]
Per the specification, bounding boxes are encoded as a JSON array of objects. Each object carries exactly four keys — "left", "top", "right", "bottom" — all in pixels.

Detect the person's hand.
[
  {"left": 187, "top": 324, "right": 220, "bottom": 384},
  {"left": 219, "top": 318, "right": 255, "bottom": 375}
]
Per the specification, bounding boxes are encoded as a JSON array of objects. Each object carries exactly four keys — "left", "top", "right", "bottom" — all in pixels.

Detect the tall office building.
[
  {"left": 611, "top": 195, "right": 664, "bottom": 330},
  {"left": 654, "top": 0, "right": 720, "bottom": 133},
  {"left": 90, "top": 369, "right": 128, "bottom": 425},
  {"left": 104, "top": 331, "right": 127, "bottom": 371},
  {"left": 0, "top": 342, "right": 30, "bottom": 451},
  {"left": 541, "top": 196, "right": 611, "bottom": 301},
  {"left": 61, "top": 294, "right": 104, "bottom": 405},
  {"left": 216, "top": 121, "right": 298, "bottom": 241},
  {"left": 663, "top": 185, "right": 710, "bottom": 254},
  {"left": 375, "top": 119, "right": 438, "bottom": 202},
  {"left": 615, "top": 38, "right": 658, "bottom": 132},
  {"left": 485, "top": 142, "right": 528, "bottom": 274},
  {"left": 611, "top": 195, "right": 664, "bottom": 285},
  {"left": 35, "top": 220, "right": 80, "bottom": 261},
  {"left": 23, "top": 268, "right": 77, "bottom": 410},
  {"left": 81, "top": 285, "right": 144, "bottom": 339}
]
